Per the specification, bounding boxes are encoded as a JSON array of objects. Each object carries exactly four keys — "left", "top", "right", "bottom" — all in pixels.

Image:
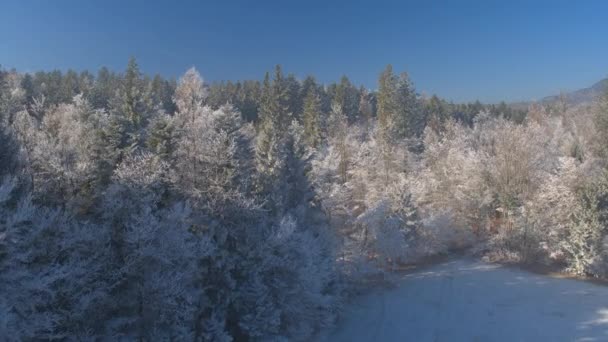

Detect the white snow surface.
[{"left": 322, "top": 259, "right": 608, "bottom": 342}]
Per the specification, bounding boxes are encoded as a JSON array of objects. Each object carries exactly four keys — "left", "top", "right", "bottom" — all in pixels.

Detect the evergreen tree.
[
  {"left": 594, "top": 85, "right": 608, "bottom": 160},
  {"left": 111, "top": 57, "right": 152, "bottom": 153},
  {"left": 329, "top": 102, "right": 350, "bottom": 183},
  {"left": 334, "top": 75, "right": 359, "bottom": 123},
  {"left": 285, "top": 73, "right": 301, "bottom": 121},
  {"left": 151, "top": 74, "right": 177, "bottom": 114},
  {"left": 395, "top": 72, "right": 422, "bottom": 138},
  {"left": 302, "top": 86, "right": 323, "bottom": 148},
  {"left": 376, "top": 65, "right": 400, "bottom": 186},
  {"left": 267, "top": 65, "right": 291, "bottom": 130},
  {"left": 60, "top": 69, "right": 80, "bottom": 104},
  {"left": 90, "top": 66, "right": 116, "bottom": 109},
  {"left": 425, "top": 95, "right": 447, "bottom": 132},
  {"left": 122, "top": 57, "right": 144, "bottom": 126},
  {"left": 255, "top": 66, "right": 291, "bottom": 185},
  {"left": 20, "top": 73, "right": 36, "bottom": 109},
  {"left": 358, "top": 86, "right": 373, "bottom": 126},
  {"left": 146, "top": 113, "right": 175, "bottom": 160},
  {"left": 0, "top": 123, "right": 19, "bottom": 178},
  {"left": 239, "top": 80, "right": 261, "bottom": 122},
  {"left": 377, "top": 65, "right": 398, "bottom": 140}
]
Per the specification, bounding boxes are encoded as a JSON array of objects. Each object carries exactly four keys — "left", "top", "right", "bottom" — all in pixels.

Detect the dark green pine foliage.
[
  {"left": 257, "top": 65, "right": 291, "bottom": 134},
  {"left": 302, "top": 86, "right": 323, "bottom": 148},
  {"left": 0, "top": 123, "right": 19, "bottom": 178},
  {"left": 122, "top": 58, "right": 144, "bottom": 127},
  {"left": 90, "top": 67, "right": 117, "bottom": 110},
  {"left": 255, "top": 66, "right": 292, "bottom": 200},
  {"left": 112, "top": 57, "right": 150, "bottom": 153},
  {"left": 358, "top": 86, "right": 373, "bottom": 126},
  {"left": 425, "top": 95, "right": 448, "bottom": 133},
  {"left": 377, "top": 65, "right": 398, "bottom": 139},
  {"left": 395, "top": 72, "right": 422, "bottom": 138},
  {"left": 151, "top": 74, "right": 177, "bottom": 114},
  {"left": 60, "top": 70, "right": 80, "bottom": 104},
  {"left": 239, "top": 80, "right": 262, "bottom": 122},
  {"left": 20, "top": 74, "right": 36, "bottom": 109},
  {"left": 146, "top": 115, "right": 175, "bottom": 161},
  {"left": 595, "top": 86, "right": 608, "bottom": 160},
  {"left": 285, "top": 73, "right": 302, "bottom": 121},
  {"left": 334, "top": 75, "right": 360, "bottom": 123}
]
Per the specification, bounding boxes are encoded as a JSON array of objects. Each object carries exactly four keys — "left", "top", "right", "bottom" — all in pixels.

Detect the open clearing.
[{"left": 322, "top": 259, "right": 608, "bottom": 341}]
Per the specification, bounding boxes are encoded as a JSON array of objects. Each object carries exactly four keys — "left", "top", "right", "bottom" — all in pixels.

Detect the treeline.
[
  {"left": 9, "top": 61, "right": 526, "bottom": 132},
  {"left": 2, "top": 57, "right": 606, "bottom": 341}
]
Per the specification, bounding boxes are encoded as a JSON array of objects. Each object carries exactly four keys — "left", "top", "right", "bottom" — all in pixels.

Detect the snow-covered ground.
[{"left": 322, "top": 259, "right": 608, "bottom": 342}]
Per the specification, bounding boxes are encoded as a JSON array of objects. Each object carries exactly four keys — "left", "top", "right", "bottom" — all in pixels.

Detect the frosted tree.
[
  {"left": 238, "top": 214, "right": 338, "bottom": 341},
  {"left": 561, "top": 183, "right": 605, "bottom": 276},
  {"left": 173, "top": 104, "right": 243, "bottom": 208},
  {"left": 0, "top": 69, "right": 26, "bottom": 124},
  {"left": 0, "top": 178, "right": 112, "bottom": 339},
  {"left": 414, "top": 120, "right": 492, "bottom": 235},
  {"left": 101, "top": 152, "right": 201, "bottom": 340},
  {"left": 173, "top": 67, "right": 207, "bottom": 125}
]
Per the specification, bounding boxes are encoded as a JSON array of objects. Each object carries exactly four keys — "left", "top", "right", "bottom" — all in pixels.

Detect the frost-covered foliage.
[
  {"left": 411, "top": 106, "right": 608, "bottom": 273},
  {"left": 0, "top": 65, "right": 342, "bottom": 341},
  {"left": 312, "top": 123, "right": 425, "bottom": 274},
  {"left": 3, "top": 59, "right": 608, "bottom": 340}
]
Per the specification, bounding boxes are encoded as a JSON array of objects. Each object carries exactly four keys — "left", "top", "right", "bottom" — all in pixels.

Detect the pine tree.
[
  {"left": 377, "top": 65, "right": 398, "bottom": 140},
  {"left": 112, "top": 57, "right": 151, "bottom": 152},
  {"left": 257, "top": 72, "right": 272, "bottom": 126},
  {"left": 123, "top": 57, "right": 143, "bottom": 126},
  {"left": 255, "top": 66, "right": 291, "bottom": 188},
  {"left": 376, "top": 65, "right": 400, "bottom": 186},
  {"left": 358, "top": 86, "right": 373, "bottom": 126},
  {"left": 0, "top": 123, "right": 19, "bottom": 178},
  {"left": 426, "top": 95, "right": 447, "bottom": 132},
  {"left": 146, "top": 113, "right": 175, "bottom": 160},
  {"left": 302, "top": 86, "right": 323, "bottom": 148},
  {"left": 90, "top": 66, "right": 116, "bottom": 109},
  {"left": 329, "top": 102, "right": 350, "bottom": 183},
  {"left": 395, "top": 72, "right": 421, "bottom": 138},
  {"left": 268, "top": 65, "right": 291, "bottom": 131},
  {"left": 285, "top": 73, "right": 301, "bottom": 121},
  {"left": 334, "top": 75, "right": 360, "bottom": 123},
  {"left": 594, "top": 84, "right": 608, "bottom": 159}
]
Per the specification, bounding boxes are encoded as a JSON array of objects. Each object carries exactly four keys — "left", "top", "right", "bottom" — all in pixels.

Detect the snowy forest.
[{"left": 0, "top": 58, "right": 607, "bottom": 340}]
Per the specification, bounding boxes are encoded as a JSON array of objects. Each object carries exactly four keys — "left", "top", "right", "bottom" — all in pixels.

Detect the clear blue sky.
[{"left": 1, "top": 0, "right": 607, "bottom": 103}]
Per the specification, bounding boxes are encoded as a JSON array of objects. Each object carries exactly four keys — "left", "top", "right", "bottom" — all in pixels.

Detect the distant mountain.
[
  {"left": 541, "top": 78, "right": 608, "bottom": 106},
  {"left": 510, "top": 78, "right": 608, "bottom": 110}
]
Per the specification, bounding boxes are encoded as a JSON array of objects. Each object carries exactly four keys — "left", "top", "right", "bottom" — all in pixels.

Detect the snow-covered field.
[{"left": 322, "top": 259, "right": 608, "bottom": 342}]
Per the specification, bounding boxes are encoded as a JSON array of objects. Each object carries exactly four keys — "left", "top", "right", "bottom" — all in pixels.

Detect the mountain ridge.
[{"left": 510, "top": 77, "right": 607, "bottom": 109}]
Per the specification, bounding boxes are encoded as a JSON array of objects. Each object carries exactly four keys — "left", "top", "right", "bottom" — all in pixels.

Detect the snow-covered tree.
[{"left": 173, "top": 67, "right": 207, "bottom": 125}]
